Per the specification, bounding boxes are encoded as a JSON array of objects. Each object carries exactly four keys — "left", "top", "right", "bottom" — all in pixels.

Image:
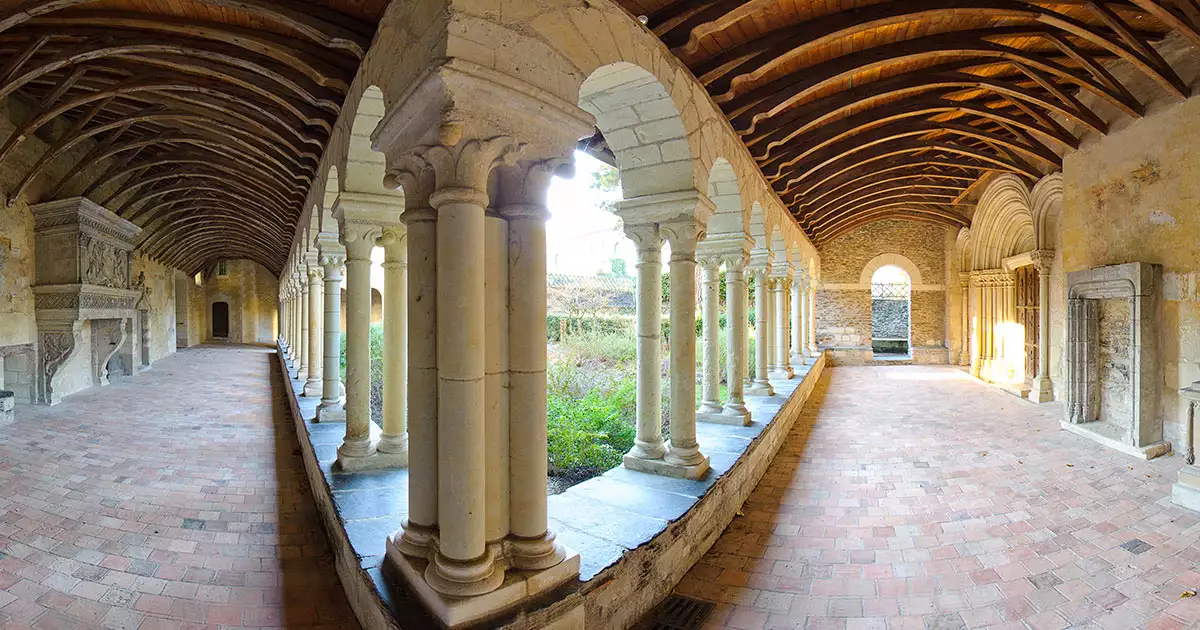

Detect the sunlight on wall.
[{"left": 987, "top": 321, "right": 1027, "bottom": 384}]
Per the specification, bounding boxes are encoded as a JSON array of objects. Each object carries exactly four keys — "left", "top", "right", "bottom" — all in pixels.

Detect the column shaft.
[
  {"left": 319, "top": 258, "right": 344, "bottom": 417},
  {"left": 1032, "top": 257, "right": 1054, "bottom": 401},
  {"left": 663, "top": 226, "right": 707, "bottom": 472},
  {"left": 399, "top": 210, "right": 438, "bottom": 553},
  {"left": 723, "top": 258, "right": 749, "bottom": 421},
  {"left": 807, "top": 285, "right": 819, "bottom": 355},
  {"left": 305, "top": 269, "right": 324, "bottom": 396},
  {"left": 484, "top": 214, "right": 510, "bottom": 543},
  {"left": 750, "top": 271, "right": 774, "bottom": 395},
  {"left": 299, "top": 283, "right": 310, "bottom": 379},
  {"left": 339, "top": 234, "right": 376, "bottom": 459},
  {"left": 379, "top": 241, "right": 408, "bottom": 453},
  {"left": 791, "top": 279, "right": 804, "bottom": 365},
  {"left": 698, "top": 258, "right": 723, "bottom": 415},
  {"left": 624, "top": 227, "right": 666, "bottom": 461},
  {"left": 773, "top": 279, "right": 793, "bottom": 379}
]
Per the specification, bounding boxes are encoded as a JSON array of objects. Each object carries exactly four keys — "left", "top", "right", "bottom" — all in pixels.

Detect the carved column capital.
[
  {"left": 623, "top": 223, "right": 661, "bottom": 257},
  {"left": 697, "top": 255, "right": 723, "bottom": 273},
  {"left": 417, "top": 136, "right": 525, "bottom": 207},
  {"left": 1030, "top": 249, "right": 1055, "bottom": 274},
  {"left": 497, "top": 158, "right": 571, "bottom": 221},
  {"left": 377, "top": 225, "right": 408, "bottom": 264},
  {"left": 307, "top": 266, "right": 324, "bottom": 282},
  {"left": 340, "top": 222, "right": 381, "bottom": 262},
  {"left": 659, "top": 217, "right": 705, "bottom": 261},
  {"left": 385, "top": 154, "right": 437, "bottom": 209},
  {"left": 721, "top": 252, "right": 748, "bottom": 272}
]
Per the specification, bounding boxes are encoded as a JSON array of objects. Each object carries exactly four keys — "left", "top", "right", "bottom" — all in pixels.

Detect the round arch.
[
  {"left": 859, "top": 253, "right": 924, "bottom": 286},
  {"left": 1031, "top": 172, "right": 1064, "bottom": 250},
  {"left": 578, "top": 62, "right": 694, "bottom": 199},
  {"left": 970, "top": 173, "right": 1035, "bottom": 270},
  {"left": 705, "top": 157, "right": 746, "bottom": 237}
]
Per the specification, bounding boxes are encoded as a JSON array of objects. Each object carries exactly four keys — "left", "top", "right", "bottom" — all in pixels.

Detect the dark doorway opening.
[{"left": 212, "top": 302, "right": 230, "bottom": 338}]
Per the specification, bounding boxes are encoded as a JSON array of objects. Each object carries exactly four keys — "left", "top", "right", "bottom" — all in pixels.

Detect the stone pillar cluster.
[
  {"left": 380, "top": 137, "right": 580, "bottom": 624},
  {"left": 1030, "top": 250, "right": 1055, "bottom": 402},
  {"left": 968, "top": 269, "right": 1016, "bottom": 381}
]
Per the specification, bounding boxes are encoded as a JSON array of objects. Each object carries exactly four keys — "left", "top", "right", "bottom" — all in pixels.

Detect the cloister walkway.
[
  {"left": 678, "top": 367, "right": 1200, "bottom": 630},
  {"left": 0, "top": 345, "right": 357, "bottom": 630}
]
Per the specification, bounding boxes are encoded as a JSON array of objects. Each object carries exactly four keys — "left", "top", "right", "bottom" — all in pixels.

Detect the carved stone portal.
[
  {"left": 1061, "top": 262, "right": 1168, "bottom": 459},
  {"left": 29, "top": 198, "right": 141, "bottom": 405}
]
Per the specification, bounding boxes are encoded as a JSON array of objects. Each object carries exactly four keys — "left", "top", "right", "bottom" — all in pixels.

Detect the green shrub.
[
  {"left": 547, "top": 375, "right": 636, "bottom": 475},
  {"left": 546, "top": 314, "right": 632, "bottom": 342}
]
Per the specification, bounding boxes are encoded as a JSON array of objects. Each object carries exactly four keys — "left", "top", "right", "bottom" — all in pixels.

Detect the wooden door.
[
  {"left": 212, "top": 302, "right": 230, "bottom": 338},
  {"left": 1014, "top": 265, "right": 1039, "bottom": 381}
]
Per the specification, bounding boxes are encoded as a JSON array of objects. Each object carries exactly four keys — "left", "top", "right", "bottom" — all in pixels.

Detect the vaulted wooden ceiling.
[
  {"left": 618, "top": 0, "right": 1197, "bottom": 243},
  {"left": 0, "top": 0, "right": 388, "bottom": 274}
]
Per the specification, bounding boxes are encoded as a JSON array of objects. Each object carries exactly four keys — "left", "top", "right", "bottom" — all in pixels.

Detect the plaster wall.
[
  {"left": 1062, "top": 91, "right": 1200, "bottom": 449},
  {"left": 0, "top": 196, "right": 35, "bottom": 349},
  {"left": 814, "top": 220, "right": 951, "bottom": 364},
  {"left": 132, "top": 255, "right": 180, "bottom": 363},
  {"left": 202, "top": 260, "right": 278, "bottom": 344}
]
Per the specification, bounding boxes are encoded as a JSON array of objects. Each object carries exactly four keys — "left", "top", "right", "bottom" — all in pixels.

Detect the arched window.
[{"left": 871, "top": 265, "right": 911, "bottom": 357}]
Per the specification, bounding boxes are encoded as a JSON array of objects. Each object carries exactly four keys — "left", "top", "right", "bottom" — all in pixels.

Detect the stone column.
[
  {"left": 499, "top": 159, "right": 567, "bottom": 570},
  {"left": 393, "top": 160, "right": 438, "bottom": 556},
  {"left": 1031, "top": 251, "right": 1055, "bottom": 402},
  {"left": 807, "top": 283, "right": 819, "bottom": 356},
  {"left": 791, "top": 274, "right": 805, "bottom": 366},
  {"left": 337, "top": 223, "right": 380, "bottom": 464},
  {"left": 484, "top": 211, "right": 510, "bottom": 546},
  {"left": 772, "top": 275, "right": 794, "bottom": 379},
  {"left": 425, "top": 137, "right": 523, "bottom": 597},
  {"left": 378, "top": 226, "right": 409, "bottom": 458},
  {"left": 721, "top": 253, "right": 750, "bottom": 425},
  {"left": 747, "top": 268, "right": 774, "bottom": 396},
  {"left": 304, "top": 262, "right": 324, "bottom": 397},
  {"left": 622, "top": 224, "right": 667, "bottom": 465},
  {"left": 298, "top": 276, "right": 310, "bottom": 380},
  {"left": 317, "top": 239, "right": 346, "bottom": 422},
  {"left": 292, "top": 275, "right": 302, "bottom": 365},
  {"left": 958, "top": 273, "right": 971, "bottom": 366},
  {"left": 697, "top": 256, "right": 724, "bottom": 418},
  {"left": 660, "top": 218, "right": 710, "bottom": 479}
]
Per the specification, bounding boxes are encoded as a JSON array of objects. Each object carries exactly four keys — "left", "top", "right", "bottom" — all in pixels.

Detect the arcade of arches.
[{"left": 4, "top": 0, "right": 1200, "bottom": 628}]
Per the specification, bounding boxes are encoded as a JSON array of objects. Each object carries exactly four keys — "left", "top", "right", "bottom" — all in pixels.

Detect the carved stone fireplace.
[
  {"left": 29, "top": 198, "right": 142, "bottom": 405},
  {"left": 1061, "top": 262, "right": 1168, "bottom": 459}
]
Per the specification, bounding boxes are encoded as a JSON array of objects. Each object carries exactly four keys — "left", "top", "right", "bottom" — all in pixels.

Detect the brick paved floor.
[
  {"left": 0, "top": 345, "right": 358, "bottom": 630},
  {"left": 677, "top": 366, "right": 1200, "bottom": 630}
]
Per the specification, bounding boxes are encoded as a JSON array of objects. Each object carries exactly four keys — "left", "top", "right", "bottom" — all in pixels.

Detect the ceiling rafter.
[{"left": 618, "top": 0, "right": 1189, "bottom": 237}]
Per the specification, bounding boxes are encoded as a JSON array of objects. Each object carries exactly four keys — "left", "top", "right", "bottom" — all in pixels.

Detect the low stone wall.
[
  {"left": 276, "top": 340, "right": 827, "bottom": 630},
  {"left": 575, "top": 353, "right": 827, "bottom": 630},
  {"left": 826, "top": 347, "right": 873, "bottom": 365},
  {"left": 913, "top": 346, "right": 950, "bottom": 365}
]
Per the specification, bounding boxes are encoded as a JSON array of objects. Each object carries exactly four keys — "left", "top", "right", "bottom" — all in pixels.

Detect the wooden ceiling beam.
[
  {"left": 796, "top": 158, "right": 988, "bottom": 210},
  {"left": 811, "top": 201, "right": 973, "bottom": 235},
  {"left": 814, "top": 209, "right": 972, "bottom": 242}
]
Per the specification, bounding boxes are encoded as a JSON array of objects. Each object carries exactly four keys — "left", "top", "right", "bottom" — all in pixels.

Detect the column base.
[
  {"left": 315, "top": 403, "right": 345, "bottom": 423},
  {"left": 745, "top": 381, "right": 774, "bottom": 397},
  {"left": 337, "top": 435, "right": 377, "bottom": 463},
  {"left": 338, "top": 449, "right": 407, "bottom": 472},
  {"left": 698, "top": 407, "right": 751, "bottom": 426},
  {"left": 1173, "top": 467, "right": 1200, "bottom": 513},
  {"left": 625, "top": 439, "right": 667, "bottom": 461},
  {"left": 302, "top": 379, "right": 322, "bottom": 397},
  {"left": 698, "top": 401, "right": 723, "bottom": 415},
  {"left": 791, "top": 352, "right": 806, "bottom": 366},
  {"left": 771, "top": 367, "right": 795, "bottom": 380},
  {"left": 806, "top": 345, "right": 819, "bottom": 356},
  {"left": 623, "top": 452, "right": 710, "bottom": 480},
  {"left": 1031, "top": 377, "right": 1055, "bottom": 403},
  {"left": 385, "top": 535, "right": 580, "bottom": 629},
  {"left": 1059, "top": 421, "right": 1171, "bottom": 460}
]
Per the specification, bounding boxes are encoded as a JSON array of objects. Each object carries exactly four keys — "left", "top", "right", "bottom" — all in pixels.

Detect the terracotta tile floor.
[
  {"left": 0, "top": 345, "right": 357, "bottom": 630},
  {"left": 677, "top": 366, "right": 1200, "bottom": 630}
]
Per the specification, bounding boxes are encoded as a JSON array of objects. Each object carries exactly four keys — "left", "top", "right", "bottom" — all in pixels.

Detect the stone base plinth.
[
  {"left": 697, "top": 409, "right": 751, "bottom": 426},
  {"left": 302, "top": 381, "right": 322, "bottom": 397},
  {"left": 1173, "top": 467, "right": 1200, "bottom": 513},
  {"left": 622, "top": 453, "right": 710, "bottom": 480},
  {"left": 315, "top": 404, "right": 345, "bottom": 423},
  {"left": 1059, "top": 421, "right": 1171, "bottom": 460},
  {"left": 745, "top": 383, "right": 774, "bottom": 397},
  {"left": 0, "top": 391, "right": 13, "bottom": 426},
  {"left": 1031, "top": 378, "right": 1055, "bottom": 403},
  {"left": 384, "top": 537, "right": 580, "bottom": 629},
  {"left": 337, "top": 449, "right": 408, "bottom": 472},
  {"left": 771, "top": 368, "right": 795, "bottom": 380}
]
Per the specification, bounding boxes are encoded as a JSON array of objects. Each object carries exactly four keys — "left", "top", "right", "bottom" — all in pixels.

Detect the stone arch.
[
  {"left": 749, "top": 201, "right": 773, "bottom": 252},
  {"left": 345, "top": 85, "right": 403, "bottom": 199},
  {"left": 578, "top": 62, "right": 694, "bottom": 200},
  {"left": 970, "top": 174, "right": 1035, "bottom": 270},
  {"left": 1031, "top": 172, "right": 1064, "bottom": 250},
  {"left": 319, "top": 166, "right": 340, "bottom": 235},
  {"left": 704, "top": 157, "right": 745, "bottom": 237},
  {"left": 956, "top": 227, "right": 972, "bottom": 272},
  {"left": 859, "top": 253, "right": 925, "bottom": 286}
]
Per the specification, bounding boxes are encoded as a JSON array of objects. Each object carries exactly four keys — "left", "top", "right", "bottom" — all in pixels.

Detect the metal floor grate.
[{"left": 646, "top": 595, "right": 715, "bottom": 630}]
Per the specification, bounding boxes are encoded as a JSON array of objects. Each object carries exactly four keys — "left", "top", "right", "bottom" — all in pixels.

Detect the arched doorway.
[
  {"left": 871, "top": 265, "right": 911, "bottom": 357},
  {"left": 212, "top": 302, "right": 230, "bottom": 339}
]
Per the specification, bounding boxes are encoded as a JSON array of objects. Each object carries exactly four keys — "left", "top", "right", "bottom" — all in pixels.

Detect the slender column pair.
[
  {"left": 620, "top": 216, "right": 710, "bottom": 479},
  {"left": 696, "top": 253, "right": 751, "bottom": 426},
  {"left": 791, "top": 274, "right": 805, "bottom": 366},
  {"left": 958, "top": 273, "right": 971, "bottom": 367},
  {"left": 316, "top": 238, "right": 346, "bottom": 422},
  {"left": 746, "top": 266, "right": 774, "bottom": 397},
  {"left": 388, "top": 142, "right": 573, "bottom": 602},
  {"left": 298, "top": 276, "right": 310, "bottom": 380},
  {"left": 771, "top": 274, "right": 794, "bottom": 380},
  {"left": 304, "top": 262, "right": 324, "bottom": 397},
  {"left": 806, "top": 282, "right": 819, "bottom": 356}
]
